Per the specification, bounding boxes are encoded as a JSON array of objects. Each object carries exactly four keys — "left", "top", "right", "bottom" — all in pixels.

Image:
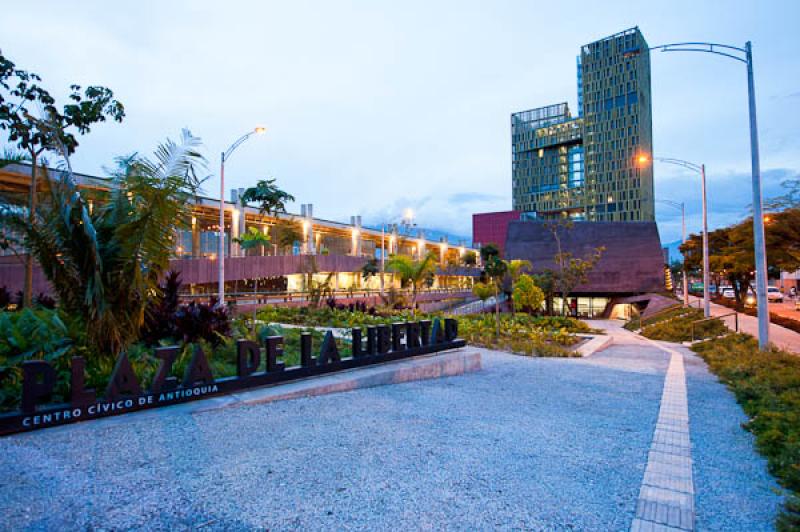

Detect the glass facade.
[{"left": 512, "top": 27, "right": 654, "bottom": 222}]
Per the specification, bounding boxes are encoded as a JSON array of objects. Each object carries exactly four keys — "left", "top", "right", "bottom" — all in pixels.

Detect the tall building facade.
[{"left": 512, "top": 27, "right": 654, "bottom": 222}]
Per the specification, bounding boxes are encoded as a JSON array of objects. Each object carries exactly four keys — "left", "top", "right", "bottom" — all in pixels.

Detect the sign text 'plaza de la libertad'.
[{"left": 1, "top": 319, "right": 463, "bottom": 436}]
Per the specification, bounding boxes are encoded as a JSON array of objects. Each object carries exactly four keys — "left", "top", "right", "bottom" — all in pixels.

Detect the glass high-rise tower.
[{"left": 512, "top": 27, "right": 654, "bottom": 222}]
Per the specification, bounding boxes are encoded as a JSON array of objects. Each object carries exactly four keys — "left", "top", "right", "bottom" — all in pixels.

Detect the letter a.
[
  {"left": 183, "top": 345, "right": 215, "bottom": 387},
  {"left": 105, "top": 352, "right": 143, "bottom": 401},
  {"left": 318, "top": 331, "right": 341, "bottom": 366}
]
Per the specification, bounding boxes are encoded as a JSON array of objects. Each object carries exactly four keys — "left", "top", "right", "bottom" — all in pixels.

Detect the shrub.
[{"left": 174, "top": 298, "right": 231, "bottom": 345}]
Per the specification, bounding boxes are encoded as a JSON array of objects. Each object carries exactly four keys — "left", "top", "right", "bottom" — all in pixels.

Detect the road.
[{"left": 687, "top": 295, "right": 800, "bottom": 353}]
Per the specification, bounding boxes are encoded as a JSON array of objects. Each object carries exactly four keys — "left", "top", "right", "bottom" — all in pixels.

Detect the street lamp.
[
  {"left": 218, "top": 127, "right": 266, "bottom": 304},
  {"left": 640, "top": 155, "right": 710, "bottom": 317},
  {"left": 655, "top": 199, "right": 688, "bottom": 308},
  {"left": 649, "top": 40, "right": 768, "bottom": 347}
]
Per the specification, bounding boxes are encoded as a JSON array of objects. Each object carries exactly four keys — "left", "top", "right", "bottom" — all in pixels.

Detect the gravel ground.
[
  {"left": 675, "top": 342, "right": 784, "bottom": 530},
  {"left": 0, "top": 331, "right": 783, "bottom": 531}
]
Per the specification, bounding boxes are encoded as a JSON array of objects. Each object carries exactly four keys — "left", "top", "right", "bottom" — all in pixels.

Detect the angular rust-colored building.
[{"left": 504, "top": 220, "right": 666, "bottom": 317}]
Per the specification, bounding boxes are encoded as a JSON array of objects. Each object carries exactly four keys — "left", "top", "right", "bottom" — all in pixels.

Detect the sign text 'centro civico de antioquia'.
[{"left": 0, "top": 318, "right": 464, "bottom": 436}]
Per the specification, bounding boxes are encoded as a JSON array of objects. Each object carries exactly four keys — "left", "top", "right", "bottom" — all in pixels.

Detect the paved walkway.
[
  {"left": 0, "top": 325, "right": 782, "bottom": 530},
  {"left": 686, "top": 295, "right": 800, "bottom": 353}
]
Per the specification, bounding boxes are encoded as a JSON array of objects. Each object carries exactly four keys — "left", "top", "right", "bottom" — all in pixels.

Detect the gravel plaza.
[{"left": 0, "top": 322, "right": 783, "bottom": 531}]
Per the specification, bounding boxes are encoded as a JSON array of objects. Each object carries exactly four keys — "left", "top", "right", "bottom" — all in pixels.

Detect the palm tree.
[
  {"left": 0, "top": 129, "right": 205, "bottom": 357},
  {"left": 385, "top": 252, "right": 438, "bottom": 312}
]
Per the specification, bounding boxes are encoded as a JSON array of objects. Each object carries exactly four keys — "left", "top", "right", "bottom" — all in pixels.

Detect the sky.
[{"left": 2, "top": 0, "right": 798, "bottom": 245}]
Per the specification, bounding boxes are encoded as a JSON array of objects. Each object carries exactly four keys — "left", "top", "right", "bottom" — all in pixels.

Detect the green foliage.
[
  {"left": 479, "top": 243, "right": 499, "bottom": 262},
  {"left": 512, "top": 274, "right": 544, "bottom": 313},
  {"left": 386, "top": 252, "right": 438, "bottom": 310},
  {"left": 234, "top": 226, "right": 271, "bottom": 251},
  {"left": 692, "top": 334, "right": 800, "bottom": 526},
  {"left": 275, "top": 221, "right": 302, "bottom": 252},
  {"left": 0, "top": 308, "right": 81, "bottom": 410},
  {"left": 1, "top": 130, "right": 205, "bottom": 357},
  {"left": 255, "top": 305, "right": 587, "bottom": 358},
  {"left": 361, "top": 258, "right": 380, "bottom": 281},
  {"left": 462, "top": 250, "right": 477, "bottom": 266},
  {"left": 239, "top": 178, "right": 295, "bottom": 216},
  {"left": 456, "top": 313, "right": 585, "bottom": 357},
  {"left": 627, "top": 307, "right": 728, "bottom": 342},
  {"left": 472, "top": 282, "right": 493, "bottom": 301}
]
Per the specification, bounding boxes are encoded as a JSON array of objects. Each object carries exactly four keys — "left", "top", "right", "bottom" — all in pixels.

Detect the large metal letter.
[
  {"left": 21, "top": 360, "right": 56, "bottom": 414},
  {"left": 301, "top": 332, "right": 314, "bottom": 367},
  {"left": 70, "top": 357, "right": 96, "bottom": 407},
  {"left": 318, "top": 331, "right": 341, "bottom": 365},
  {"left": 265, "top": 336, "right": 286, "bottom": 373},
  {"left": 182, "top": 345, "right": 215, "bottom": 387},
  {"left": 237, "top": 340, "right": 261, "bottom": 378},
  {"left": 151, "top": 347, "right": 179, "bottom": 393},
  {"left": 105, "top": 352, "right": 143, "bottom": 401}
]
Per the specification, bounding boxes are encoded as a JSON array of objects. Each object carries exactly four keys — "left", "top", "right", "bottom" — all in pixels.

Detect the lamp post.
[
  {"left": 656, "top": 198, "right": 688, "bottom": 308},
  {"left": 218, "top": 127, "right": 266, "bottom": 305},
  {"left": 649, "top": 40, "right": 768, "bottom": 347},
  {"left": 640, "top": 155, "right": 709, "bottom": 317}
]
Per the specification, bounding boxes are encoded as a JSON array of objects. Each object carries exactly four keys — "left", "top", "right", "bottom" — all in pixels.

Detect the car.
[
  {"left": 767, "top": 286, "right": 784, "bottom": 303},
  {"left": 721, "top": 288, "right": 735, "bottom": 298}
]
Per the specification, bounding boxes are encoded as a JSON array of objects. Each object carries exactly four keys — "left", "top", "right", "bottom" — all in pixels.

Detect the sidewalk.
[{"left": 687, "top": 295, "right": 800, "bottom": 354}]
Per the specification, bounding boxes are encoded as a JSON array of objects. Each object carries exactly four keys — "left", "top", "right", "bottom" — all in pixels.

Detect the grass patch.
[{"left": 692, "top": 334, "right": 800, "bottom": 529}]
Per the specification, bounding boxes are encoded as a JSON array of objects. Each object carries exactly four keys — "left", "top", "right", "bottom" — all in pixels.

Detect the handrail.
[
  {"left": 690, "top": 311, "right": 738, "bottom": 342},
  {"left": 179, "top": 287, "right": 473, "bottom": 302}
]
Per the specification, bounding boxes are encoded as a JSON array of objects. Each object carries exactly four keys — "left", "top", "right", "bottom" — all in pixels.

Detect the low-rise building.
[{"left": 0, "top": 163, "right": 480, "bottom": 306}]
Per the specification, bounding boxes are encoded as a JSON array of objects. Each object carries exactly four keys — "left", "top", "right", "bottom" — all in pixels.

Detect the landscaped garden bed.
[
  {"left": 692, "top": 334, "right": 800, "bottom": 528},
  {"left": 257, "top": 306, "right": 593, "bottom": 358},
  {"left": 626, "top": 306, "right": 729, "bottom": 343}
]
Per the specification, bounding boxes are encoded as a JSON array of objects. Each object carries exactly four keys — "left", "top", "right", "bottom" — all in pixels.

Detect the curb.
[
  {"left": 193, "top": 349, "right": 482, "bottom": 414},
  {"left": 576, "top": 334, "right": 614, "bottom": 357}
]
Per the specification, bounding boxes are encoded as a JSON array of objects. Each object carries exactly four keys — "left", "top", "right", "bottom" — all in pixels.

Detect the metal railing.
[
  {"left": 690, "top": 311, "right": 738, "bottom": 342},
  {"left": 180, "top": 287, "right": 473, "bottom": 304},
  {"left": 448, "top": 294, "right": 507, "bottom": 315}
]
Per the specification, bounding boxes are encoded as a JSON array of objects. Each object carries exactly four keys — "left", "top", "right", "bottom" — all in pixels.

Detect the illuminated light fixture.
[
  {"left": 637, "top": 154, "right": 649, "bottom": 165},
  {"left": 254, "top": 126, "right": 266, "bottom": 134}
]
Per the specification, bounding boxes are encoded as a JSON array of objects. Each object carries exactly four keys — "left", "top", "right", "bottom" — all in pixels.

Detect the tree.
[
  {"left": 681, "top": 208, "right": 800, "bottom": 309},
  {"left": 361, "top": 258, "right": 380, "bottom": 282},
  {"left": 386, "top": 252, "right": 438, "bottom": 312},
  {"left": 462, "top": 250, "right": 478, "bottom": 266},
  {"left": 480, "top": 243, "right": 500, "bottom": 262},
  {"left": 545, "top": 220, "right": 604, "bottom": 315},
  {"left": 0, "top": 51, "right": 125, "bottom": 307},
  {"left": 239, "top": 178, "right": 295, "bottom": 216},
  {"left": 275, "top": 221, "right": 302, "bottom": 254},
  {"left": 513, "top": 274, "right": 544, "bottom": 314},
  {"left": 0, "top": 129, "right": 204, "bottom": 357},
  {"left": 483, "top": 256, "right": 508, "bottom": 336},
  {"left": 504, "top": 259, "right": 532, "bottom": 316}
]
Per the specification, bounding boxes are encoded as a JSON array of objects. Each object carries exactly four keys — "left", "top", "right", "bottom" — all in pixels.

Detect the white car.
[
  {"left": 721, "top": 288, "right": 735, "bottom": 298},
  {"left": 767, "top": 286, "right": 784, "bottom": 302}
]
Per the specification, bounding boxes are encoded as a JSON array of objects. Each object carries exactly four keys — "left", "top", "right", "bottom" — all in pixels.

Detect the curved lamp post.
[
  {"left": 641, "top": 156, "right": 709, "bottom": 317},
  {"left": 655, "top": 198, "right": 688, "bottom": 308},
  {"left": 649, "top": 40, "right": 768, "bottom": 347},
  {"left": 218, "top": 127, "right": 266, "bottom": 304}
]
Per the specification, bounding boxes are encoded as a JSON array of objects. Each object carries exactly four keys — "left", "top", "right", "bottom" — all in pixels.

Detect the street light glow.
[
  {"left": 637, "top": 154, "right": 649, "bottom": 165},
  {"left": 254, "top": 126, "right": 266, "bottom": 134}
]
